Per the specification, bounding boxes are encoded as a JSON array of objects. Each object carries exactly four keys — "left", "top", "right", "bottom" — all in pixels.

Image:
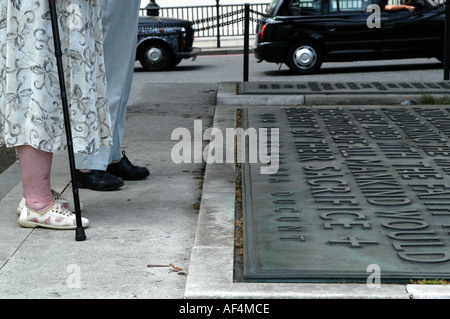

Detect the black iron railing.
[{"left": 140, "top": 3, "right": 270, "bottom": 47}]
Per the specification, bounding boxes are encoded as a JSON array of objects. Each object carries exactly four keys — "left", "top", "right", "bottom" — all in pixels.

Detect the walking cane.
[{"left": 48, "top": 0, "right": 86, "bottom": 241}]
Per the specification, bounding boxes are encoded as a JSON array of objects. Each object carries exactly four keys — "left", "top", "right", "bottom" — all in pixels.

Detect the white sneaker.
[
  {"left": 18, "top": 202, "right": 89, "bottom": 230},
  {"left": 16, "top": 189, "right": 83, "bottom": 216}
]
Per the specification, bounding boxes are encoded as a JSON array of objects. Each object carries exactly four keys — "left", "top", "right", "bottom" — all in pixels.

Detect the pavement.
[{"left": 2, "top": 43, "right": 450, "bottom": 302}]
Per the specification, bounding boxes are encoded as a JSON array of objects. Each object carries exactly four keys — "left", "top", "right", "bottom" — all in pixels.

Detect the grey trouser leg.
[{"left": 75, "top": 0, "right": 141, "bottom": 170}]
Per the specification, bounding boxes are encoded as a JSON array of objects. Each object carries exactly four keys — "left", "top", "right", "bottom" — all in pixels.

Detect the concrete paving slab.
[
  {"left": 217, "top": 82, "right": 305, "bottom": 106},
  {"left": 0, "top": 183, "right": 36, "bottom": 286},
  {"left": 186, "top": 246, "right": 411, "bottom": 299},
  {"left": 0, "top": 162, "right": 20, "bottom": 203},
  {"left": 406, "top": 285, "right": 450, "bottom": 299}
]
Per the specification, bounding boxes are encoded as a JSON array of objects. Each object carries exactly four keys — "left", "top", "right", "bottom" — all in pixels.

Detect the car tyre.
[
  {"left": 286, "top": 41, "right": 323, "bottom": 75},
  {"left": 139, "top": 42, "right": 174, "bottom": 71},
  {"left": 173, "top": 57, "right": 183, "bottom": 66}
]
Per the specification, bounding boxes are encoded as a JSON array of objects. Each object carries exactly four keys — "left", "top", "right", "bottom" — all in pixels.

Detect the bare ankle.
[{"left": 25, "top": 200, "right": 55, "bottom": 214}]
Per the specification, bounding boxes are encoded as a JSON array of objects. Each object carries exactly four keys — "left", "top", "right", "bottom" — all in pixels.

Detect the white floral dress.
[{"left": 0, "top": 0, "right": 112, "bottom": 154}]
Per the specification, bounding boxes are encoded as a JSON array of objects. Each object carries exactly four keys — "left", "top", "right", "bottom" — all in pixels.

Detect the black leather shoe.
[
  {"left": 106, "top": 151, "right": 150, "bottom": 180},
  {"left": 75, "top": 169, "right": 124, "bottom": 191}
]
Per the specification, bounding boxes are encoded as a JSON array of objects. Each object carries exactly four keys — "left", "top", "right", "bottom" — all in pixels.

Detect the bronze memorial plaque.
[{"left": 242, "top": 106, "right": 450, "bottom": 283}]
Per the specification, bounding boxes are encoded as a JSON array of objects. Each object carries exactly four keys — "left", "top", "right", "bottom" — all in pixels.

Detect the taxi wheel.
[
  {"left": 139, "top": 42, "right": 174, "bottom": 71},
  {"left": 173, "top": 57, "right": 183, "bottom": 66},
  {"left": 286, "top": 41, "right": 323, "bottom": 75}
]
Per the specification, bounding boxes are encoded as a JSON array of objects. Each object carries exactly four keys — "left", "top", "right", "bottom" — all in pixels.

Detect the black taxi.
[
  {"left": 254, "top": 0, "right": 445, "bottom": 74},
  {"left": 137, "top": 16, "right": 201, "bottom": 71}
]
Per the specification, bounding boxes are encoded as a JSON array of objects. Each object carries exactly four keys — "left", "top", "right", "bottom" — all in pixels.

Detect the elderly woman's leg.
[
  {"left": 16, "top": 145, "right": 54, "bottom": 212},
  {"left": 16, "top": 145, "right": 89, "bottom": 229}
]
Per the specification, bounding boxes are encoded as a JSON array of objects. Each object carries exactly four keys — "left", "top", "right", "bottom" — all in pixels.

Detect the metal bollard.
[{"left": 244, "top": 3, "right": 250, "bottom": 82}]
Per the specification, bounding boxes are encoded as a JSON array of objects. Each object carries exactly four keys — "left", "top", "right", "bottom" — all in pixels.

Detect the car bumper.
[
  {"left": 177, "top": 47, "right": 201, "bottom": 60},
  {"left": 254, "top": 42, "right": 287, "bottom": 63}
]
